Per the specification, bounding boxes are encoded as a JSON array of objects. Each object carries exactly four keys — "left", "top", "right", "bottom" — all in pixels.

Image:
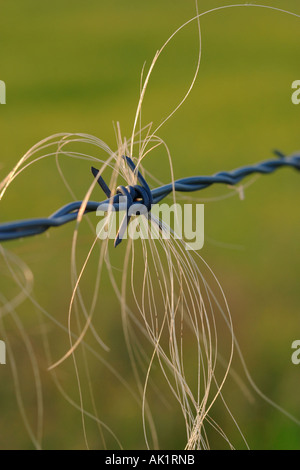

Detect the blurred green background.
[{"left": 0, "top": 0, "right": 300, "bottom": 449}]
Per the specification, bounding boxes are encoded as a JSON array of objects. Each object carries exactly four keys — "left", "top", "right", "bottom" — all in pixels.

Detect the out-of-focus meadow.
[{"left": 0, "top": 0, "right": 300, "bottom": 449}]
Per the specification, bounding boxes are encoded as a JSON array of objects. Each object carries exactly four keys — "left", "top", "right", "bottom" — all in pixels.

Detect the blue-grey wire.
[{"left": 0, "top": 151, "right": 299, "bottom": 243}]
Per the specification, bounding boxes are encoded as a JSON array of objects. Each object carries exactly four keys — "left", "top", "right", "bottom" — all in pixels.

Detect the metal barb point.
[{"left": 273, "top": 149, "right": 286, "bottom": 159}]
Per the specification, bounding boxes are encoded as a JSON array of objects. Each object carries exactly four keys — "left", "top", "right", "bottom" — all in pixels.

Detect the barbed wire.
[{"left": 0, "top": 150, "right": 299, "bottom": 246}]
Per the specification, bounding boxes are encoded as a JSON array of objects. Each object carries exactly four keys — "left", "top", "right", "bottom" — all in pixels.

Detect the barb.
[
  {"left": 0, "top": 151, "right": 299, "bottom": 245},
  {"left": 92, "top": 156, "right": 153, "bottom": 246}
]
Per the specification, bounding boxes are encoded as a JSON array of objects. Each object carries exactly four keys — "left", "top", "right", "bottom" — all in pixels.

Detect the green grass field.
[{"left": 0, "top": 0, "right": 300, "bottom": 449}]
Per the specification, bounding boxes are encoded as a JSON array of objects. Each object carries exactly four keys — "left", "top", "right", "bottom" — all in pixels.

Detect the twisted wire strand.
[{"left": 0, "top": 151, "right": 299, "bottom": 243}]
